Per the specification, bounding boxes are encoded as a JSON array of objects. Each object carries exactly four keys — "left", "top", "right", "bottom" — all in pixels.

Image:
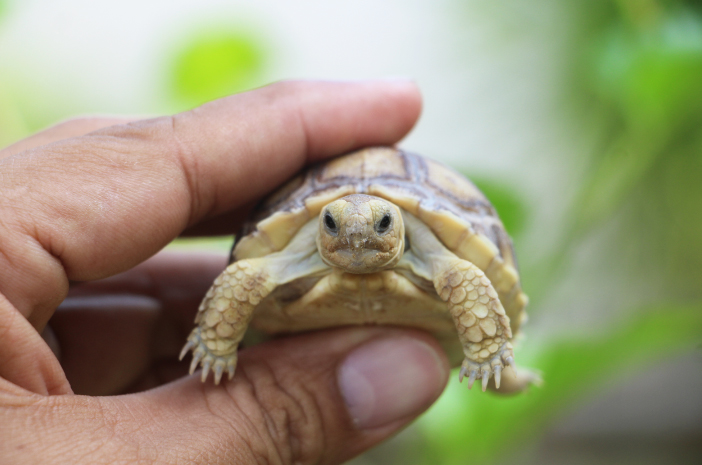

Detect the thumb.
[
  {"left": 3, "top": 327, "right": 448, "bottom": 464},
  {"left": 37, "top": 327, "right": 445, "bottom": 465},
  {"left": 141, "top": 327, "right": 448, "bottom": 464}
]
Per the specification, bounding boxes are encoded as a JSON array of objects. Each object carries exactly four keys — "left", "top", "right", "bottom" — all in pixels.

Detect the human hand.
[{"left": 0, "top": 81, "right": 449, "bottom": 464}]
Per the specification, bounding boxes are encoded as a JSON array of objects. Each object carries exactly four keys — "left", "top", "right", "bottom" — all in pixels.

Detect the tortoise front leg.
[
  {"left": 180, "top": 259, "right": 277, "bottom": 384},
  {"left": 181, "top": 219, "right": 329, "bottom": 384},
  {"left": 398, "top": 211, "right": 523, "bottom": 392},
  {"left": 434, "top": 258, "right": 514, "bottom": 391}
]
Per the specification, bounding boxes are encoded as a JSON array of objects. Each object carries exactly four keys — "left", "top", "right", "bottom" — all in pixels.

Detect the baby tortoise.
[{"left": 181, "top": 147, "right": 537, "bottom": 393}]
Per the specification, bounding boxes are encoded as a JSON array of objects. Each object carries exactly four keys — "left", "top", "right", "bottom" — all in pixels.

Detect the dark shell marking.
[
  {"left": 232, "top": 147, "right": 526, "bottom": 334},
  {"left": 236, "top": 148, "right": 515, "bottom": 268}
]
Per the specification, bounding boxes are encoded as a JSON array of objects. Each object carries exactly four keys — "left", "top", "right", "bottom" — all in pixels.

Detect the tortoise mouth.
[
  {"left": 330, "top": 237, "right": 390, "bottom": 253},
  {"left": 321, "top": 244, "right": 403, "bottom": 274},
  {"left": 339, "top": 248, "right": 385, "bottom": 266}
]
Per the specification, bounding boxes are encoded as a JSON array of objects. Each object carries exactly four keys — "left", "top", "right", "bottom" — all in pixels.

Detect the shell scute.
[{"left": 233, "top": 147, "right": 528, "bottom": 333}]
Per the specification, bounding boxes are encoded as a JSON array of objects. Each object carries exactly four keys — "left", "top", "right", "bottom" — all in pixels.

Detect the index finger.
[
  {"left": 0, "top": 117, "right": 138, "bottom": 159},
  {"left": 0, "top": 80, "right": 422, "bottom": 328}
]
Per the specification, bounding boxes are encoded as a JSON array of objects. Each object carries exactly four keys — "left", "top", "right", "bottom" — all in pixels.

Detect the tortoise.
[{"left": 180, "top": 147, "right": 535, "bottom": 393}]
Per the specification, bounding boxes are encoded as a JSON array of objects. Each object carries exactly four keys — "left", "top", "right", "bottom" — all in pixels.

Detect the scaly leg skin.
[
  {"left": 435, "top": 258, "right": 515, "bottom": 392},
  {"left": 180, "top": 259, "right": 277, "bottom": 384}
]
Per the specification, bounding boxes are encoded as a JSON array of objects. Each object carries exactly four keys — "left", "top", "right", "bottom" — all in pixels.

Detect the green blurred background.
[{"left": 1, "top": 0, "right": 700, "bottom": 463}]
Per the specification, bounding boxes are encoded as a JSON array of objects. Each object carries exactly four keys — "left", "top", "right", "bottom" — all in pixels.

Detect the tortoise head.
[{"left": 316, "top": 194, "right": 405, "bottom": 274}]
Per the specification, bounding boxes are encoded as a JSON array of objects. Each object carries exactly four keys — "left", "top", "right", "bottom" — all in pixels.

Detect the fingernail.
[{"left": 338, "top": 337, "right": 447, "bottom": 429}]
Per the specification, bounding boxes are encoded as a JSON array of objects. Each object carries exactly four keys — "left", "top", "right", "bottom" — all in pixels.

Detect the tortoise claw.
[
  {"left": 201, "top": 359, "right": 212, "bottom": 383},
  {"left": 181, "top": 328, "right": 238, "bottom": 383},
  {"left": 494, "top": 365, "right": 502, "bottom": 389},
  {"left": 466, "top": 370, "right": 478, "bottom": 389},
  {"left": 179, "top": 341, "right": 195, "bottom": 361},
  {"left": 459, "top": 365, "right": 469, "bottom": 383},
  {"left": 481, "top": 367, "right": 490, "bottom": 392},
  {"left": 213, "top": 361, "right": 226, "bottom": 385},
  {"left": 189, "top": 348, "right": 204, "bottom": 375},
  {"left": 459, "top": 343, "right": 516, "bottom": 392}
]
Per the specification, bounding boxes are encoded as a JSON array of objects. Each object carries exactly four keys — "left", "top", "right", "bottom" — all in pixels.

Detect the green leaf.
[
  {"left": 468, "top": 176, "right": 528, "bottom": 238},
  {"left": 417, "top": 304, "right": 702, "bottom": 464},
  {"left": 170, "top": 29, "right": 266, "bottom": 106},
  {"left": 573, "top": 135, "right": 659, "bottom": 232},
  {"left": 573, "top": 9, "right": 702, "bottom": 233},
  {"left": 641, "top": 134, "right": 702, "bottom": 291},
  {"left": 594, "top": 8, "right": 702, "bottom": 133}
]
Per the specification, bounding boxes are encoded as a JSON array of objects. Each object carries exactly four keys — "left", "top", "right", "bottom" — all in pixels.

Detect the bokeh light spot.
[{"left": 170, "top": 29, "right": 265, "bottom": 106}]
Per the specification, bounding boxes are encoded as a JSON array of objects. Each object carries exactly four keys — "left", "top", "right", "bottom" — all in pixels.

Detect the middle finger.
[{"left": 50, "top": 251, "right": 226, "bottom": 394}]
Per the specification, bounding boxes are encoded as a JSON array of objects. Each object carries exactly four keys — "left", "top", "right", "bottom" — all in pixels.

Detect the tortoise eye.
[
  {"left": 376, "top": 214, "right": 392, "bottom": 233},
  {"left": 324, "top": 212, "right": 337, "bottom": 232}
]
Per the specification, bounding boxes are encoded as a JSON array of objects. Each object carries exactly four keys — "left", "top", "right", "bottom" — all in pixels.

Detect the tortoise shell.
[{"left": 233, "top": 147, "right": 527, "bottom": 334}]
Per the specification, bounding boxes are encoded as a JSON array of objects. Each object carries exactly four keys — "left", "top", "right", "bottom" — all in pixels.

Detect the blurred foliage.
[
  {"left": 470, "top": 176, "right": 528, "bottom": 238},
  {"left": 584, "top": 3, "right": 702, "bottom": 295},
  {"left": 575, "top": 2, "right": 702, "bottom": 234},
  {"left": 168, "top": 236, "right": 233, "bottom": 254},
  {"left": 170, "top": 29, "right": 266, "bottom": 108},
  {"left": 417, "top": 305, "right": 702, "bottom": 464},
  {"left": 0, "top": 79, "right": 33, "bottom": 147},
  {"left": 524, "top": 0, "right": 702, "bottom": 304},
  {"left": 0, "top": 0, "right": 15, "bottom": 146}
]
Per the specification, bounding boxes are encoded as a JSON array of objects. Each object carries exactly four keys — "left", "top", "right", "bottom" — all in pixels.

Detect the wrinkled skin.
[{"left": 0, "top": 81, "right": 450, "bottom": 465}]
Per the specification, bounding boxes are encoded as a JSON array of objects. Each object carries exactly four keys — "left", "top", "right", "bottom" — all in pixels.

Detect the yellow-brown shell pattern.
[{"left": 233, "top": 147, "right": 528, "bottom": 335}]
